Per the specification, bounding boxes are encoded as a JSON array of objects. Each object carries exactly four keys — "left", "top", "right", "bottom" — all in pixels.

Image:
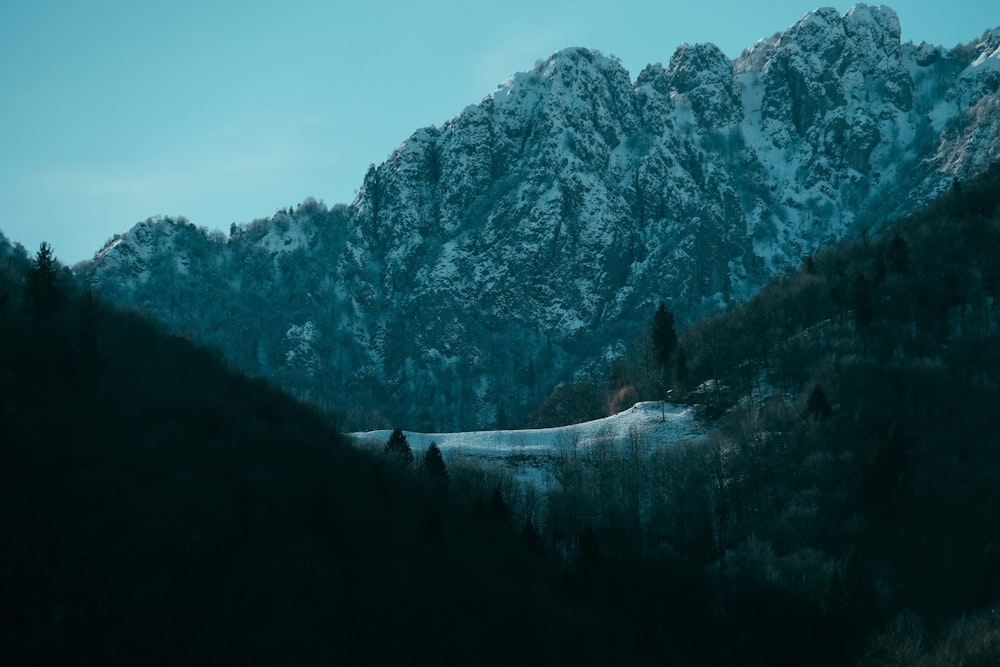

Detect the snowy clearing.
[{"left": 349, "top": 401, "right": 707, "bottom": 484}]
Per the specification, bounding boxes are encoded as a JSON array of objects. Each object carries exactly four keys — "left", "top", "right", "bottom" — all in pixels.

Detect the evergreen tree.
[
  {"left": 652, "top": 302, "right": 677, "bottom": 366},
  {"left": 385, "top": 427, "right": 413, "bottom": 464},
  {"left": 26, "top": 242, "right": 58, "bottom": 318},
  {"left": 805, "top": 384, "right": 832, "bottom": 420},
  {"left": 489, "top": 487, "right": 512, "bottom": 529},
  {"left": 422, "top": 442, "right": 448, "bottom": 488}
]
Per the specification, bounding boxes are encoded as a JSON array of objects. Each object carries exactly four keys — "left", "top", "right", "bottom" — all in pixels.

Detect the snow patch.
[{"left": 350, "top": 401, "right": 705, "bottom": 485}]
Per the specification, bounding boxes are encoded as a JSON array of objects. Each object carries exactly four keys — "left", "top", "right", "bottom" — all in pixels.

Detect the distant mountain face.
[{"left": 82, "top": 5, "right": 1000, "bottom": 430}]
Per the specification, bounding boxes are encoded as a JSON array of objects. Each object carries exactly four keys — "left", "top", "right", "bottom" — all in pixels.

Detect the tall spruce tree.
[
  {"left": 805, "top": 384, "right": 832, "bottom": 420},
  {"left": 422, "top": 442, "right": 448, "bottom": 488},
  {"left": 26, "top": 242, "right": 58, "bottom": 318},
  {"left": 385, "top": 427, "right": 413, "bottom": 464},
  {"left": 652, "top": 303, "right": 677, "bottom": 366}
]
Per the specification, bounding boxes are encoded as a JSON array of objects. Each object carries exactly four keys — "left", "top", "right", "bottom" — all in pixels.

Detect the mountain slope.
[
  {"left": 82, "top": 5, "right": 1000, "bottom": 429},
  {"left": 0, "top": 240, "right": 643, "bottom": 665}
]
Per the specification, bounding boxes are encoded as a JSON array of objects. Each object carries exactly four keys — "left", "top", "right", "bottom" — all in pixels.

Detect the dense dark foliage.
[
  {"left": 0, "top": 240, "right": 644, "bottom": 665},
  {"left": 540, "top": 163, "right": 1000, "bottom": 664}
]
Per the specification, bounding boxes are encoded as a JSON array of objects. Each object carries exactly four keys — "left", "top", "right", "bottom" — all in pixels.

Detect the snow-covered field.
[{"left": 350, "top": 401, "right": 706, "bottom": 484}]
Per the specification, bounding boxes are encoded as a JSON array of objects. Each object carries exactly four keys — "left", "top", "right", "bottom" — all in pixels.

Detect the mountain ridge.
[{"left": 81, "top": 4, "right": 1000, "bottom": 430}]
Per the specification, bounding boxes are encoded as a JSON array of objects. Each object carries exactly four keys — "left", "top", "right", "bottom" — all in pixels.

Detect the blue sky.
[{"left": 1, "top": 1, "right": 994, "bottom": 264}]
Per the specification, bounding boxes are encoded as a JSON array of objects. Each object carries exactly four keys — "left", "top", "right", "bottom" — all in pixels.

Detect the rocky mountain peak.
[
  {"left": 84, "top": 6, "right": 1000, "bottom": 430},
  {"left": 666, "top": 42, "right": 732, "bottom": 93},
  {"left": 843, "top": 4, "right": 903, "bottom": 59},
  {"left": 662, "top": 43, "right": 739, "bottom": 126}
]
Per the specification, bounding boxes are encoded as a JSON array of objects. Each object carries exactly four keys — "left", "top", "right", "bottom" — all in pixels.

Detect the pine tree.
[
  {"left": 26, "top": 242, "right": 58, "bottom": 318},
  {"left": 385, "top": 427, "right": 413, "bottom": 464},
  {"left": 652, "top": 302, "right": 677, "bottom": 366},
  {"left": 422, "top": 442, "right": 448, "bottom": 488},
  {"left": 489, "top": 487, "right": 511, "bottom": 529},
  {"left": 805, "top": 384, "right": 832, "bottom": 420}
]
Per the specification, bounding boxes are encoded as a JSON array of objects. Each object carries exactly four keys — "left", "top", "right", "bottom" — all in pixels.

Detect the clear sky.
[{"left": 1, "top": 1, "right": 995, "bottom": 264}]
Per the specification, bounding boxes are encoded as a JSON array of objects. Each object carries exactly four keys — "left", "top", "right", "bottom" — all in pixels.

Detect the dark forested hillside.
[
  {"left": 634, "top": 163, "right": 1000, "bottom": 664},
  {"left": 503, "top": 163, "right": 1000, "bottom": 665},
  {"left": 4, "top": 162, "right": 1000, "bottom": 664},
  {"left": 0, "top": 240, "right": 640, "bottom": 665}
]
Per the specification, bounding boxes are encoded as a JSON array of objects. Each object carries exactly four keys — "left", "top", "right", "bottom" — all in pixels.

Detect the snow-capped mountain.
[{"left": 82, "top": 5, "right": 1000, "bottom": 430}]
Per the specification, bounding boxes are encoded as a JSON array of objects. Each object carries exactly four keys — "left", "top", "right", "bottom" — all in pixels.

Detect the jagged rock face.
[{"left": 84, "top": 5, "right": 1000, "bottom": 430}]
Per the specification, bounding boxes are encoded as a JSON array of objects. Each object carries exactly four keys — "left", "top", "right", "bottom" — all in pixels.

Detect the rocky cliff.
[{"left": 83, "top": 5, "right": 1000, "bottom": 429}]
